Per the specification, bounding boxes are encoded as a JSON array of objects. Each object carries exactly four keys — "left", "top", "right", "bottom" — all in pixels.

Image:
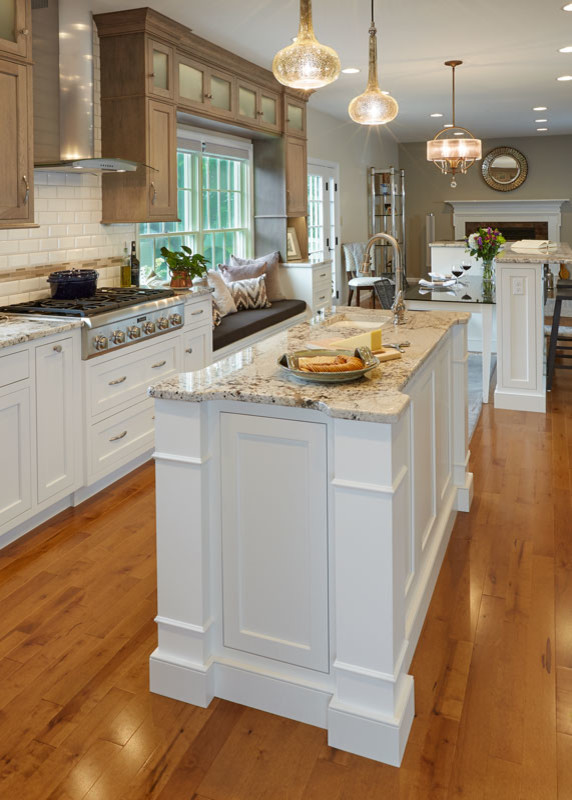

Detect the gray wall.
[
  {"left": 307, "top": 105, "right": 400, "bottom": 245},
  {"left": 399, "top": 135, "right": 572, "bottom": 278}
]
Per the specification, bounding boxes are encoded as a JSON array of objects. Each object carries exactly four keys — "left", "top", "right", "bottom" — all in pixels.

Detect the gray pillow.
[{"left": 229, "top": 251, "right": 286, "bottom": 301}]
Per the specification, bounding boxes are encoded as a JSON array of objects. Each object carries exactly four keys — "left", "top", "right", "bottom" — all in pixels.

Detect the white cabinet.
[
  {"left": 281, "top": 261, "right": 332, "bottom": 314},
  {"left": 182, "top": 326, "right": 211, "bottom": 372},
  {"left": 220, "top": 412, "right": 329, "bottom": 672},
  {"left": 35, "top": 337, "right": 76, "bottom": 504},
  {"left": 0, "top": 385, "right": 31, "bottom": 528}
]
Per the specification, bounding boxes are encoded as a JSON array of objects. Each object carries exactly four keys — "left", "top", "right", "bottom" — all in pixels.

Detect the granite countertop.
[
  {"left": 0, "top": 315, "right": 83, "bottom": 350},
  {"left": 497, "top": 242, "right": 572, "bottom": 264},
  {"left": 149, "top": 306, "right": 470, "bottom": 424},
  {"left": 169, "top": 285, "right": 214, "bottom": 299},
  {"left": 429, "top": 241, "right": 468, "bottom": 248}
]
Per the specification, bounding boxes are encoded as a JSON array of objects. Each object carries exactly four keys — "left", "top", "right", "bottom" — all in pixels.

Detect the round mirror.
[{"left": 482, "top": 147, "right": 528, "bottom": 192}]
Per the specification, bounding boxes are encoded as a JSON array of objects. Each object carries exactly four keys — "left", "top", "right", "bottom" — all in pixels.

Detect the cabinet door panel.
[
  {"left": 209, "top": 70, "right": 234, "bottom": 118},
  {"left": 259, "top": 89, "right": 280, "bottom": 131},
  {"left": 0, "top": 59, "right": 33, "bottom": 224},
  {"left": 147, "top": 38, "right": 174, "bottom": 100},
  {"left": 221, "top": 413, "right": 329, "bottom": 672},
  {"left": 237, "top": 82, "right": 257, "bottom": 123},
  {"left": 0, "top": 0, "right": 30, "bottom": 60},
  {"left": 36, "top": 337, "right": 75, "bottom": 503},
  {"left": 182, "top": 326, "right": 210, "bottom": 372},
  {"left": 148, "top": 99, "right": 177, "bottom": 218},
  {"left": 285, "top": 97, "right": 306, "bottom": 137},
  {"left": 177, "top": 55, "right": 206, "bottom": 111},
  {"left": 286, "top": 136, "right": 307, "bottom": 217},
  {"left": 0, "top": 386, "right": 31, "bottom": 528}
]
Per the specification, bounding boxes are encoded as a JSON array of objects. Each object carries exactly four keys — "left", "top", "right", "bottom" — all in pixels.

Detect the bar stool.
[{"left": 546, "top": 286, "right": 572, "bottom": 390}]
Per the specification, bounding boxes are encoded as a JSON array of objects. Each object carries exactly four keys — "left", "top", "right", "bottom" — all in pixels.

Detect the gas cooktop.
[{"left": 0, "top": 287, "right": 176, "bottom": 317}]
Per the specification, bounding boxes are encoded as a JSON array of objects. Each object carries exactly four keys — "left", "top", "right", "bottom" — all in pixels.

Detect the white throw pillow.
[{"left": 207, "top": 270, "right": 237, "bottom": 316}]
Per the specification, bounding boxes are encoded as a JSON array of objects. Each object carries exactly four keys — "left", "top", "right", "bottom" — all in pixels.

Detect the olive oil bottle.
[{"left": 120, "top": 243, "right": 131, "bottom": 287}]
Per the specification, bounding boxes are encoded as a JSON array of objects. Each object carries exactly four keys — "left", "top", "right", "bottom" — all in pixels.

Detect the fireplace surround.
[{"left": 446, "top": 199, "right": 569, "bottom": 243}]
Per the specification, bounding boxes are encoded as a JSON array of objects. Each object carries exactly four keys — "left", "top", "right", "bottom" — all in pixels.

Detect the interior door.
[{"left": 307, "top": 163, "right": 340, "bottom": 301}]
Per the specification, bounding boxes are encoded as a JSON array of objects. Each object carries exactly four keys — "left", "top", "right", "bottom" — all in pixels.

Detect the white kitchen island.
[{"left": 148, "top": 306, "right": 471, "bottom": 766}]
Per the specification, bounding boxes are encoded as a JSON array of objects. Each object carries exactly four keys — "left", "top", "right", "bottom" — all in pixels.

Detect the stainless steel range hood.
[{"left": 32, "top": 0, "right": 142, "bottom": 173}]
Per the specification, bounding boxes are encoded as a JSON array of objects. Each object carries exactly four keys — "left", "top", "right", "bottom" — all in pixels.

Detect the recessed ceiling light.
[
  {"left": 342, "top": 67, "right": 360, "bottom": 74},
  {"left": 563, "top": 3, "right": 572, "bottom": 10},
  {"left": 430, "top": 113, "right": 443, "bottom": 117},
  {"left": 558, "top": 75, "right": 572, "bottom": 80},
  {"left": 444, "top": 123, "right": 454, "bottom": 128},
  {"left": 537, "top": 127, "right": 548, "bottom": 131},
  {"left": 533, "top": 106, "right": 548, "bottom": 110},
  {"left": 559, "top": 46, "right": 572, "bottom": 52},
  {"left": 454, "top": 131, "right": 464, "bottom": 136},
  {"left": 535, "top": 118, "right": 547, "bottom": 122}
]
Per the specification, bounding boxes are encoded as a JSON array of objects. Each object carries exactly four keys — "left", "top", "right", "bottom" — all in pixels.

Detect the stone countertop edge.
[
  {"left": 148, "top": 307, "right": 470, "bottom": 425},
  {"left": 0, "top": 317, "right": 83, "bottom": 350},
  {"left": 496, "top": 242, "right": 572, "bottom": 264}
]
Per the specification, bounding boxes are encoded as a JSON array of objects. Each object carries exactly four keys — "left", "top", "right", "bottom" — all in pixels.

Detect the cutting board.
[{"left": 306, "top": 339, "right": 402, "bottom": 361}]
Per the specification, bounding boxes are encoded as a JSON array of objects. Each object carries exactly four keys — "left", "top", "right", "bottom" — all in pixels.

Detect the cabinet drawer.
[
  {"left": 184, "top": 300, "right": 211, "bottom": 328},
  {"left": 88, "top": 337, "right": 179, "bottom": 419},
  {"left": 0, "top": 349, "right": 29, "bottom": 389},
  {"left": 183, "top": 326, "right": 210, "bottom": 373},
  {"left": 313, "top": 285, "right": 331, "bottom": 309},
  {"left": 89, "top": 400, "right": 155, "bottom": 480}
]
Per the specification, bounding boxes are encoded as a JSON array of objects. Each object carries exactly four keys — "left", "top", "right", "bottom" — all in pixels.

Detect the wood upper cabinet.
[
  {"left": 176, "top": 54, "right": 235, "bottom": 120},
  {"left": 147, "top": 98, "right": 177, "bottom": 218},
  {"left": 147, "top": 38, "right": 175, "bottom": 101},
  {"left": 284, "top": 95, "right": 307, "bottom": 138},
  {"left": 236, "top": 79, "right": 281, "bottom": 132},
  {"left": 286, "top": 136, "right": 308, "bottom": 217},
  {"left": 0, "top": 0, "right": 30, "bottom": 61},
  {"left": 0, "top": 59, "right": 33, "bottom": 227}
]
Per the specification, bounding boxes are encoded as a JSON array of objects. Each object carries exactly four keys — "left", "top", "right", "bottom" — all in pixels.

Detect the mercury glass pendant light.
[
  {"left": 348, "top": 0, "right": 398, "bottom": 126},
  {"left": 427, "top": 61, "right": 482, "bottom": 188},
  {"left": 272, "top": 0, "right": 341, "bottom": 90}
]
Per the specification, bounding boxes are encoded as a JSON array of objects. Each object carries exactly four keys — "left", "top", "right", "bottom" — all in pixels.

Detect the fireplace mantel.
[{"left": 445, "top": 199, "right": 569, "bottom": 242}]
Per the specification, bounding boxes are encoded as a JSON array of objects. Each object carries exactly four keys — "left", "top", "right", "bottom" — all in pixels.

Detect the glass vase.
[{"left": 482, "top": 258, "right": 494, "bottom": 284}]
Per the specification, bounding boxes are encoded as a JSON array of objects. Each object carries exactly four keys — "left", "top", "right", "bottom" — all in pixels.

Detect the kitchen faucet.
[{"left": 361, "top": 233, "right": 407, "bottom": 325}]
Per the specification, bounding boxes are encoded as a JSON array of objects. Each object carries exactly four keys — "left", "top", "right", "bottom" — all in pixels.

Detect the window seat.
[{"left": 213, "top": 299, "right": 307, "bottom": 352}]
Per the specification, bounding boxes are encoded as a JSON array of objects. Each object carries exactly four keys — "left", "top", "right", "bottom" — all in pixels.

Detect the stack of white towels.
[{"left": 511, "top": 239, "right": 558, "bottom": 253}]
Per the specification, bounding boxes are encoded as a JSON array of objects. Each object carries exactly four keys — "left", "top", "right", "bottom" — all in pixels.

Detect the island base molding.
[{"left": 149, "top": 647, "right": 415, "bottom": 768}]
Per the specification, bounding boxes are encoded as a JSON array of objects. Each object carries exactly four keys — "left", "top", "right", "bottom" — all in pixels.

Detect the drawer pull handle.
[
  {"left": 108, "top": 375, "right": 127, "bottom": 386},
  {"left": 320, "top": 273, "right": 327, "bottom": 278},
  {"left": 191, "top": 309, "right": 204, "bottom": 316},
  {"left": 22, "top": 175, "right": 29, "bottom": 205},
  {"left": 52, "top": 344, "right": 62, "bottom": 353},
  {"left": 150, "top": 181, "right": 157, "bottom": 205},
  {"left": 110, "top": 430, "right": 128, "bottom": 442},
  {"left": 152, "top": 360, "right": 167, "bottom": 368},
  {"left": 185, "top": 347, "right": 193, "bottom": 353}
]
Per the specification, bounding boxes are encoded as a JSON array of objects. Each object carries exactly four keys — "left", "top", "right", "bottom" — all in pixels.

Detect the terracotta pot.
[{"left": 170, "top": 272, "right": 192, "bottom": 288}]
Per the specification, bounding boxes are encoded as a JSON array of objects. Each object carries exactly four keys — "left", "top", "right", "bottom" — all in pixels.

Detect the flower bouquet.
[{"left": 466, "top": 227, "right": 506, "bottom": 284}]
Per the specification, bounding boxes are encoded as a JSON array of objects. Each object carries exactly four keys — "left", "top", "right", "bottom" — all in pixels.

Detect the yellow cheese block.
[{"left": 329, "top": 328, "right": 383, "bottom": 351}]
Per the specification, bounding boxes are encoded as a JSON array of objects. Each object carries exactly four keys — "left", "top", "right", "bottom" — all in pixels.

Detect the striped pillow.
[{"left": 227, "top": 275, "right": 271, "bottom": 311}]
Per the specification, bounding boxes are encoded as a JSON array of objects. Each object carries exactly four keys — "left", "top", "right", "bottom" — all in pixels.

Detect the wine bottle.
[
  {"left": 130, "top": 241, "right": 140, "bottom": 287},
  {"left": 120, "top": 243, "right": 131, "bottom": 287}
]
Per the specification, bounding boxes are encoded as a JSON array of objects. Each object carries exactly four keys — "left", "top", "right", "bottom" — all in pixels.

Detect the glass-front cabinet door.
[
  {"left": 259, "top": 89, "right": 280, "bottom": 132},
  {"left": 285, "top": 95, "right": 306, "bottom": 137},
  {"left": 177, "top": 55, "right": 206, "bottom": 111},
  {"left": 146, "top": 38, "right": 174, "bottom": 100},
  {"left": 208, "top": 68, "right": 234, "bottom": 119},
  {"left": 236, "top": 81, "right": 258, "bottom": 125},
  {"left": 0, "top": 0, "right": 30, "bottom": 60}
]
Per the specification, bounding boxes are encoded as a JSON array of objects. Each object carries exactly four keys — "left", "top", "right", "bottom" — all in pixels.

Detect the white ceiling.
[{"left": 90, "top": 0, "right": 572, "bottom": 142}]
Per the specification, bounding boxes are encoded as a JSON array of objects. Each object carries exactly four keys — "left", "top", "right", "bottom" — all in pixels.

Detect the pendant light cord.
[
  {"left": 371, "top": 0, "right": 375, "bottom": 23},
  {"left": 451, "top": 64, "right": 456, "bottom": 127}
]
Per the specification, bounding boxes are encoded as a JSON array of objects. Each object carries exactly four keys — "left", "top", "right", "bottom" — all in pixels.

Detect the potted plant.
[{"left": 160, "top": 245, "right": 210, "bottom": 288}]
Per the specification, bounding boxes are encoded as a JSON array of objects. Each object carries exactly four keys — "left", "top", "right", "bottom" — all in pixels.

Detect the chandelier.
[
  {"left": 427, "top": 61, "right": 482, "bottom": 188},
  {"left": 272, "top": 0, "right": 341, "bottom": 91},
  {"left": 348, "top": 0, "right": 398, "bottom": 125}
]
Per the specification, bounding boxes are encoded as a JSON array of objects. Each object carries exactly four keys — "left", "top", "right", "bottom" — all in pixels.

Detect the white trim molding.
[{"left": 445, "top": 198, "right": 569, "bottom": 242}]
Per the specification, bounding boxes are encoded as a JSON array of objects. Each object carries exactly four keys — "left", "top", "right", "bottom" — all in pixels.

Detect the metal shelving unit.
[{"left": 368, "top": 166, "right": 406, "bottom": 279}]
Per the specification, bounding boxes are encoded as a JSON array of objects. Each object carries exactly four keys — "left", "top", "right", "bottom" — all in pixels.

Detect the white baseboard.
[
  {"left": 73, "top": 450, "right": 153, "bottom": 506},
  {"left": 494, "top": 388, "right": 546, "bottom": 413},
  {"left": 456, "top": 472, "right": 474, "bottom": 512}
]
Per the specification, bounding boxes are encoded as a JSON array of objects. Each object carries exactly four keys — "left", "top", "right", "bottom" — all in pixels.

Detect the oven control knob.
[
  {"left": 142, "top": 321, "right": 156, "bottom": 335},
  {"left": 157, "top": 316, "right": 169, "bottom": 330},
  {"left": 169, "top": 313, "right": 182, "bottom": 326},
  {"left": 94, "top": 335, "right": 108, "bottom": 351},
  {"left": 110, "top": 329, "right": 125, "bottom": 344},
  {"left": 127, "top": 325, "right": 141, "bottom": 339}
]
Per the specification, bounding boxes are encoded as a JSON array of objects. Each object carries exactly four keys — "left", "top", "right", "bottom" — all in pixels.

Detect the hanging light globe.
[
  {"left": 348, "top": 4, "right": 398, "bottom": 126},
  {"left": 272, "top": 0, "right": 341, "bottom": 90}
]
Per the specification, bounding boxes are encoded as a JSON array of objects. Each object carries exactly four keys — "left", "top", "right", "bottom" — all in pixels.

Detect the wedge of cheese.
[{"left": 328, "top": 328, "right": 382, "bottom": 352}]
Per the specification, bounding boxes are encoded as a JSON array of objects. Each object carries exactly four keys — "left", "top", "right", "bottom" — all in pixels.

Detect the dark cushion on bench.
[{"left": 213, "top": 299, "right": 307, "bottom": 351}]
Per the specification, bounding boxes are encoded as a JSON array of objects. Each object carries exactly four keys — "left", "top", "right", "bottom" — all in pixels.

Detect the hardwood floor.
[{"left": 1, "top": 374, "right": 571, "bottom": 799}]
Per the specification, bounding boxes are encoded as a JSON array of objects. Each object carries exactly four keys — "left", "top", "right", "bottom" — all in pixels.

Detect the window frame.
[{"left": 138, "top": 126, "right": 254, "bottom": 282}]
